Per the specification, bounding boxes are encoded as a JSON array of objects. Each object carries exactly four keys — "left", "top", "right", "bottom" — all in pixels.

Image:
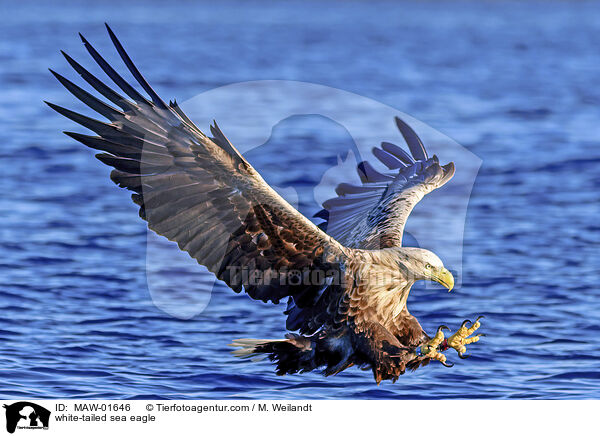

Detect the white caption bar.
[{"left": 0, "top": 400, "right": 596, "bottom": 436}]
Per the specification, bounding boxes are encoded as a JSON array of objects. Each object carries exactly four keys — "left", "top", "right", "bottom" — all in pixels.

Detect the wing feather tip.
[
  {"left": 394, "top": 116, "right": 428, "bottom": 161},
  {"left": 44, "top": 100, "right": 63, "bottom": 113},
  {"left": 443, "top": 161, "right": 456, "bottom": 177}
]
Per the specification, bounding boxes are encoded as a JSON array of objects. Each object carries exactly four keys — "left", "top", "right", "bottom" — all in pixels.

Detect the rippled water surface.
[{"left": 2, "top": 0, "right": 600, "bottom": 399}]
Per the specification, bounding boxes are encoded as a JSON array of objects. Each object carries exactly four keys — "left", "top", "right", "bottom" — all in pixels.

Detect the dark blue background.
[{"left": 1, "top": 0, "right": 599, "bottom": 399}]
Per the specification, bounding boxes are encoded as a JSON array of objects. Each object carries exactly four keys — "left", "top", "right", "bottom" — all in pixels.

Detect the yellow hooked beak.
[{"left": 433, "top": 267, "right": 454, "bottom": 292}]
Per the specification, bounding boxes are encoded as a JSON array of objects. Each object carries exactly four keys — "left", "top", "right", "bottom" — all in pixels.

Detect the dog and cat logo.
[{"left": 3, "top": 403, "right": 50, "bottom": 433}]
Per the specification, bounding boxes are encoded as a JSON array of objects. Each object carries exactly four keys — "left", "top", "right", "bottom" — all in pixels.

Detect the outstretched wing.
[
  {"left": 315, "top": 117, "right": 455, "bottom": 249},
  {"left": 47, "top": 25, "right": 346, "bottom": 309}
]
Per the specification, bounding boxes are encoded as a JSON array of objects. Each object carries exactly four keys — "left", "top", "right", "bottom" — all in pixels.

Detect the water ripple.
[{"left": 2, "top": 0, "right": 599, "bottom": 399}]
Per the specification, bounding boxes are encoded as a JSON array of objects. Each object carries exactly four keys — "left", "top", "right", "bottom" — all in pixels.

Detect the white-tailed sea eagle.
[{"left": 47, "top": 25, "right": 484, "bottom": 383}]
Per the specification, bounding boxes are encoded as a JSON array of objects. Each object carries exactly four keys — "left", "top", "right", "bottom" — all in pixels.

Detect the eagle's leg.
[
  {"left": 418, "top": 326, "right": 453, "bottom": 367},
  {"left": 447, "top": 316, "right": 485, "bottom": 358}
]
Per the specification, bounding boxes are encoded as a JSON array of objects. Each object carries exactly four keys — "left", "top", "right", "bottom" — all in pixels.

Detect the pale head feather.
[{"left": 386, "top": 247, "right": 446, "bottom": 282}]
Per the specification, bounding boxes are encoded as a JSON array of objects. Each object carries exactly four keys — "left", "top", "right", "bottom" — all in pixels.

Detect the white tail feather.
[{"left": 229, "top": 338, "right": 286, "bottom": 359}]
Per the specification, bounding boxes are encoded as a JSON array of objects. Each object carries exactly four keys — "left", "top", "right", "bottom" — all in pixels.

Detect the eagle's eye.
[{"left": 425, "top": 263, "right": 433, "bottom": 270}]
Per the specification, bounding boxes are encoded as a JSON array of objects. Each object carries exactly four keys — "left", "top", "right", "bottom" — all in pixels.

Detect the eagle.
[{"left": 47, "top": 25, "right": 484, "bottom": 383}]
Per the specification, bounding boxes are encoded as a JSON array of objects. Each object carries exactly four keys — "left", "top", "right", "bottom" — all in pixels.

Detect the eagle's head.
[{"left": 394, "top": 247, "right": 454, "bottom": 291}]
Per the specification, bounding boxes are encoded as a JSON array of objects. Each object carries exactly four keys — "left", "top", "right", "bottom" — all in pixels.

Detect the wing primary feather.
[
  {"left": 64, "top": 131, "right": 167, "bottom": 159},
  {"left": 104, "top": 23, "right": 169, "bottom": 110},
  {"left": 45, "top": 101, "right": 164, "bottom": 146},
  {"left": 48, "top": 68, "right": 123, "bottom": 121},
  {"left": 169, "top": 99, "right": 205, "bottom": 135},
  {"left": 394, "top": 116, "right": 428, "bottom": 161},
  {"left": 335, "top": 183, "right": 384, "bottom": 196},
  {"left": 60, "top": 50, "right": 133, "bottom": 112},
  {"left": 79, "top": 32, "right": 151, "bottom": 105},
  {"left": 209, "top": 120, "right": 248, "bottom": 167},
  {"left": 45, "top": 101, "right": 114, "bottom": 133},
  {"left": 380, "top": 141, "right": 414, "bottom": 165},
  {"left": 313, "top": 209, "right": 329, "bottom": 220},
  {"left": 372, "top": 147, "right": 405, "bottom": 169},
  {"left": 441, "top": 162, "right": 456, "bottom": 183},
  {"left": 356, "top": 161, "right": 394, "bottom": 183}
]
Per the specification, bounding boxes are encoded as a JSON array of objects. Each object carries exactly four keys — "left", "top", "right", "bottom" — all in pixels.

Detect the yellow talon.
[
  {"left": 447, "top": 316, "right": 484, "bottom": 358},
  {"left": 417, "top": 317, "right": 484, "bottom": 367},
  {"left": 418, "top": 326, "right": 454, "bottom": 367},
  {"left": 464, "top": 336, "right": 480, "bottom": 345},
  {"left": 429, "top": 326, "right": 446, "bottom": 347},
  {"left": 428, "top": 351, "right": 448, "bottom": 365}
]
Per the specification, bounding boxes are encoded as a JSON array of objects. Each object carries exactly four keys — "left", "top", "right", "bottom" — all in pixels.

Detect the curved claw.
[
  {"left": 437, "top": 325, "right": 450, "bottom": 332},
  {"left": 475, "top": 315, "right": 485, "bottom": 323},
  {"left": 478, "top": 333, "right": 487, "bottom": 337},
  {"left": 441, "top": 360, "right": 454, "bottom": 367},
  {"left": 460, "top": 319, "right": 471, "bottom": 328},
  {"left": 458, "top": 351, "right": 470, "bottom": 359}
]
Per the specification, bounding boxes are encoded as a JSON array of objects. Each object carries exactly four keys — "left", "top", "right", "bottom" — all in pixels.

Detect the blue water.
[{"left": 2, "top": 0, "right": 600, "bottom": 399}]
